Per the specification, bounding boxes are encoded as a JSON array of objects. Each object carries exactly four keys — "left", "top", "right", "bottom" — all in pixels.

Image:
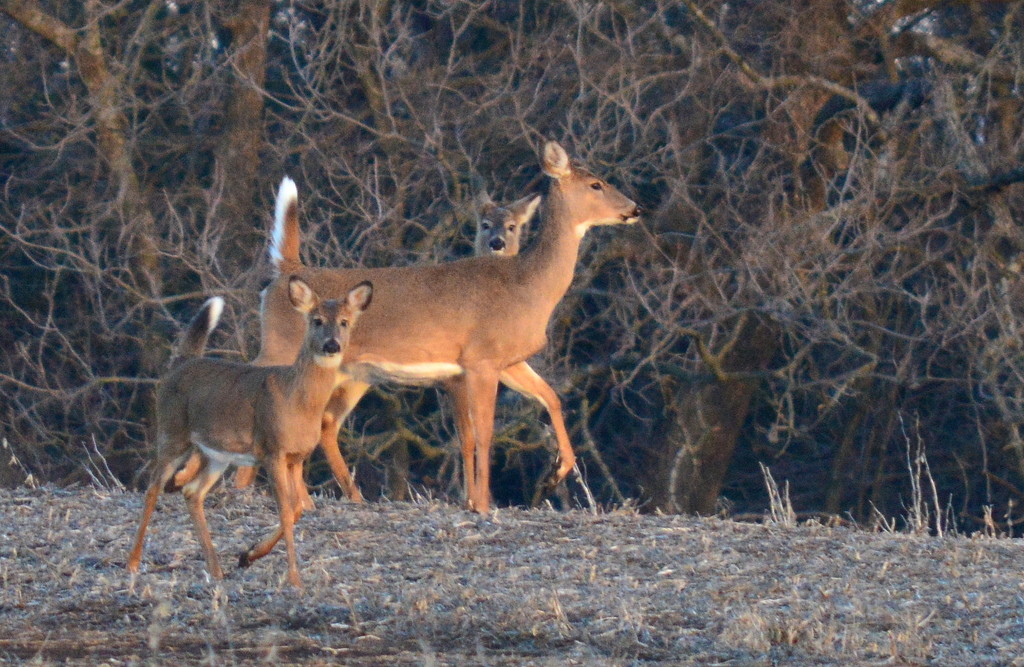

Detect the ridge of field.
[{"left": 1, "top": 486, "right": 1022, "bottom": 665}]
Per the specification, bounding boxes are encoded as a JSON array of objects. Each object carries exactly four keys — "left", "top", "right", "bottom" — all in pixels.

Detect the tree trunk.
[
  {"left": 214, "top": 0, "right": 271, "bottom": 265},
  {"left": 648, "top": 316, "right": 777, "bottom": 514}
]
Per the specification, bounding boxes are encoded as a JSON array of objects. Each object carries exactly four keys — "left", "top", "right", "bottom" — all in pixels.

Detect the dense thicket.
[{"left": 2, "top": 0, "right": 1023, "bottom": 531}]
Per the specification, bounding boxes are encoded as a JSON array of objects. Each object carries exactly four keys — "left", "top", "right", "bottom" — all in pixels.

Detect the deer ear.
[
  {"left": 346, "top": 281, "right": 373, "bottom": 313},
  {"left": 287, "top": 276, "right": 316, "bottom": 314},
  {"left": 542, "top": 142, "right": 571, "bottom": 179},
  {"left": 512, "top": 195, "right": 542, "bottom": 226},
  {"left": 474, "top": 190, "right": 496, "bottom": 211}
]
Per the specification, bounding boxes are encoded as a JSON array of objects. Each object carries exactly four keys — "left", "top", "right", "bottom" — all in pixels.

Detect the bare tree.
[{"left": 2, "top": 1, "right": 1024, "bottom": 531}]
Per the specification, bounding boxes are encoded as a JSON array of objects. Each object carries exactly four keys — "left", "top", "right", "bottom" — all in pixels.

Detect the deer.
[
  {"left": 258, "top": 142, "right": 638, "bottom": 513},
  {"left": 221, "top": 141, "right": 637, "bottom": 515},
  {"left": 126, "top": 276, "right": 373, "bottom": 588},
  {"left": 474, "top": 191, "right": 530, "bottom": 256},
  {"left": 231, "top": 188, "right": 552, "bottom": 505}
]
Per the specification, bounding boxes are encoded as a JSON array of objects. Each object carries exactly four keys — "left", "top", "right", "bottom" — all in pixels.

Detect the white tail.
[
  {"left": 254, "top": 141, "right": 639, "bottom": 513},
  {"left": 127, "top": 278, "right": 373, "bottom": 587},
  {"left": 269, "top": 176, "right": 301, "bottom": 272}
]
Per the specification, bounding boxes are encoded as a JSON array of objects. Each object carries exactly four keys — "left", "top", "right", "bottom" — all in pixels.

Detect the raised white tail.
[
  {"left": 269, "top": 176, "right": 301, "bottom": 273},
  {"left": 173, "top": 296, "right": 224, "bottom": 361}
]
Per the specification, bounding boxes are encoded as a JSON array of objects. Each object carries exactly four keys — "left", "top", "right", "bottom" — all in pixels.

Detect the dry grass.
[{"left": 2, "top": 485, "right": 1024, "bottom": 665}]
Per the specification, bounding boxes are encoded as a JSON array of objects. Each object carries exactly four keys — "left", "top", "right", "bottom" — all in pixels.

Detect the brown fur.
[
  {"left": 127, "top": 278, "right": 372, "bottom": 587},
  {"left": 474, "top": 192, "right": 532, "bottom": 256},
  {"left": 257, "top": 141, "right": 638, "bottom": 513}
]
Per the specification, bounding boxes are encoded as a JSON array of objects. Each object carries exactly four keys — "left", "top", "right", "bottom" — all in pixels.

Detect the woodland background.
[{"left": 2, "top": 0, "right": 1024, "bottom": 531}]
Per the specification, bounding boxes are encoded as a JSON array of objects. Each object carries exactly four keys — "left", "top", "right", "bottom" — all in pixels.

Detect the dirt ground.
[{"left": 1, "top": 485, "right": 1023, "bottom": 665}]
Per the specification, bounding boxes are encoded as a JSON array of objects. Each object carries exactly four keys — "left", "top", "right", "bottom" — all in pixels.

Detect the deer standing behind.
[
  {"left": 474, "top": 191, "right": 529, "bottom": 256},
  {"left": 126, "top": 277, "right": 373, "bottom": 588},
  {"left": 252, "top": 141, "right": 639, "bottom": 513}
]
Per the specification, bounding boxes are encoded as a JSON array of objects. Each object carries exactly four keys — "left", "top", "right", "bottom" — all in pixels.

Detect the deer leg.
[
  {"left": 238, "top": 457, "right": 308, "bottom": 570},
  {"left": 233, "top": 463, "right": 257, "bottom": 489},
  {"left": 289, "top": 461, "right": 307, "bottom": 524},
  {"left": 446, "top": 376, "right": 477, "bottom": 509},
  {"left": 127, "top": 447, "right": 192, "bottom": 573},
  {"left": 315, "top": 382, "right": 370, "bottom": 506},
  {"left": 181, "top": 456, "right": 229, "bottom": 580},
  {"left": 499, "top": 362, "right": 576, "bottom": 506},
  {"left": 277, "top": 459, "right": 303, "bottom": 588},
  {"left": 239, "top": 516, "right": 282, "bottom": 569},
  {"left": 244, "top": 456, "right": 303, "bottom": 586},
  {"left": 170, "top": 452, "right": 203, "bottom": 490},
  {"left": 464, "top": 370, "right": 499, "bottom": 513}
]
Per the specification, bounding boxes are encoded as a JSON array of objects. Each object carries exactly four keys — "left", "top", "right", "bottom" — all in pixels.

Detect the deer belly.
[
  {"left": 346, "top": 360, "right": 464, "bottom": 386},
  {"left": 196, "top": 441, "right": 258, "bottom": 468}
]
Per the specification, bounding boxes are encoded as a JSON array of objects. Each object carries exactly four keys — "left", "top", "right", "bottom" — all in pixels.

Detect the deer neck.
[
  {"left": 279, "top": 353, "right": 339, "bottom": 411},
  {"left": 518, "top": 192, "right": 582, "bottom": 309}
]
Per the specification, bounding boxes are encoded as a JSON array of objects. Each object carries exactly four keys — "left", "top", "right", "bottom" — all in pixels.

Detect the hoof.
[
  {"left": 238, "top": 551, "right": 253, "bottom": 569},
  {"left": 530, "top": 464, "right": 563, "bottom": 507}
]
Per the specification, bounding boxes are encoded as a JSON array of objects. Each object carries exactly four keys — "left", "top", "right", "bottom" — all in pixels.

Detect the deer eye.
[
  {"left": 507, "top": 224, "right": 516, "bottom": 232},
  {"left": 590, "top": 181, "right": 604, "bottom": 191},
  {"left": 312, "top": 316, "right": 324, "bottom": 327},
  {"left": 340, "top": 319, "right": 349, "bottom": 328},
  {"left": 481, "top": 221, "right": 491, "bottom": 230}
]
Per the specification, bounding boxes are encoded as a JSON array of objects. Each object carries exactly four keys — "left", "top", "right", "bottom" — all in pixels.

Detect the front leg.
[
  {"left": 239, "top": 456, "right": 307, "bottom": 586},
  {"left": 445, "top": 376, "right": 477, "bottom": 509},
  {"left": 463, "top": 369, "right": 500, "bottom": 513},
  {"left": 277, "top": 459, "right": 303, "bottom": 588},
  {"left": 499, "top": 362, "right": 577, "bottom": 506}
]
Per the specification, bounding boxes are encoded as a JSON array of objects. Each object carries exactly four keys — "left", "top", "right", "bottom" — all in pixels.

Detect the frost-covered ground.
[{"left": 1, "top": 486, "right": 1023, "bottom": 665}]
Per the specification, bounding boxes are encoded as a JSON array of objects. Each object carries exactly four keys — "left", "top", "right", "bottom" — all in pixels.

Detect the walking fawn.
[
  {"left": 127, "top": 277, "right": 373, "bottom": 588},
  {"left": 253, "top": 142, "right": 639, "bottom": 513}
]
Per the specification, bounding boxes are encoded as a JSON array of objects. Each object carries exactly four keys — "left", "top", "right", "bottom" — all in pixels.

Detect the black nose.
[
  {"left": 322, "top": 339, "right": 341, "bottom": 355},
  {"left": 489, "top": 237, "right": 505, "bottom": 251}
]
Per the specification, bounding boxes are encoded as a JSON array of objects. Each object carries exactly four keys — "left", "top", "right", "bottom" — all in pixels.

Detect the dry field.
[{"left": 1, "top": 485, "right": 1023, "bottom": 665}]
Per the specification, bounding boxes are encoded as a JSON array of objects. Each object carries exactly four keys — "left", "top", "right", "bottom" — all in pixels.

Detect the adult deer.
[
  {"left": 254, "top": 141, "right": 638, "bottom": 513},
  {"left": 127, "top": 278, "right": 373, "bottom": 587}
]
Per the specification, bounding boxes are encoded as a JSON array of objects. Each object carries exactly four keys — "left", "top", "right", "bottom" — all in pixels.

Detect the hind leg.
[
  {"left": 233, "top": 462, "right": 257, "bottom": 489},
  {"left": 171, "top": 452, "right": 202, "bottom": 489},
  {"left": 181, "top": 457, "right": 230, "bottom": 580},
  {"left": 127, "top": 441, "right": 193, "bottom": 573}
]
